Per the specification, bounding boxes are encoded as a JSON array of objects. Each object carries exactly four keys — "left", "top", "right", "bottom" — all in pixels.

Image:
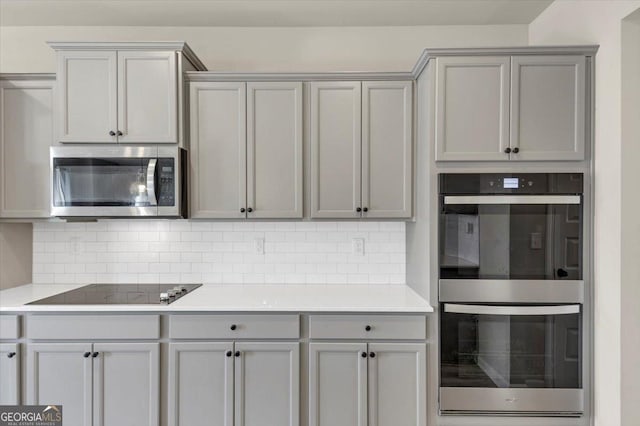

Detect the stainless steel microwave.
[{"left": 50, "top": 146, "right": 187, "bottom": 218}]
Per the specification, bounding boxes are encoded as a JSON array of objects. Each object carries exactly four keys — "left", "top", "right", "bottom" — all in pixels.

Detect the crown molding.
[{"left": 186, "top": 71, "right": 414, "bottom": 82}]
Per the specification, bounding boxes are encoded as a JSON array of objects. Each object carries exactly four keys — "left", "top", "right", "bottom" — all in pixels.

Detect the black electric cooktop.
[{"left": 27, "top": 284, "right": 202, "bottom": 305}]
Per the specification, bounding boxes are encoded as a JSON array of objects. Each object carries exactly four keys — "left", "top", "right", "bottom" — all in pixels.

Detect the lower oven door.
[{"left": 440, "top": 303, "right": 583, "bottom": 415}]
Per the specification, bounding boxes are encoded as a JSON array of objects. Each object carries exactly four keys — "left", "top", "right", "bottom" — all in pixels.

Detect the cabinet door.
[
  {"left": 0, "top": 343, "right": 19, "bottom": 404},
  {"left": 189, "top": 82, "right": 247, "bottom": 219},
  {"left": 367, "top": 343, "right": 426, "bottom": 426},
  {"left": 362, "top": 81, "right": 413, "bottom": 218},
  {"left": 510, "top": 55, "right": 586, "bottom": 161},
  {"left": 27, "top": 343, "right": 92, "bottom": 426},
  {"left": 117, "top": 51, "right": 178, "bottom": 144},
  {"left": 235, "top": 342, "right": 299, "bottom": 426},
  {"left": 309, "top": 343, "right": 367, "bottom": 426},
  {"left": 57, "top": 50, "right": 117, "bottom": 143},
  {"left": 92, "top": 342, "right": 159, "bottom": 426},
  {"left": 0, "top": 80, "right": 54, "bottom": 217},
  {"left": 247, "top": 82, "right": 303, "bottom": 218},
  {"left": 435, "top": 56, "right": 510, "bottom": 161},
  {"left": 168, "top": 342, "right": 233, "bottom": 426},
  {"left": 310, "top": 82, "right": 362, "bottom": 218}
]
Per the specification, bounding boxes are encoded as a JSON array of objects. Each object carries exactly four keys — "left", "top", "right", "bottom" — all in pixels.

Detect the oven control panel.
[
  {"left": 439, "top": 173, "right": 583, "bottom": 195},
  {"left": 157, "top": 158, "right": 175, "bottom": 206}
]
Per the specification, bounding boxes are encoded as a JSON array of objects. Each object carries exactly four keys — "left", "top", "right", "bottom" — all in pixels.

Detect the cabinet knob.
[
  {"left": 116, "top": 130, "right": 123, "bottom": 136},
  {"left": 369, "top": 352, "right": 376, "bottom": 358},
  {"left": 361, "top": 352, "right": 367, "bottom": 358},
  {"left": 512, "top": 147, "right": 520, "bottom": 154},
  {"left": 234, "top": 351, "right": 241, "bottom": 357},
  {"left": 240, "top": 208, "right": 246, "bottom": 213},
  {"left": 363, "top": 207, "right": 368, "bottom": 212},
  {"left": 109, "top": 131, "right": 116, "bottom": 136},
  {"left": 504, "top": 147, "right": 512, "bottom": 154},
  {"left": 91, "top": 352, "right": 99, "bottom": 358},
  {"left": 230, "top": 324, "right": 237, "bottom": 331},
  {"left": 83, "top": 352, "right": 91, "bottom": 358},
  {"left": 365, "top": 325, "right": 372, "bottom": 332},
  {"left": 356, "top": 207, "right": 362, "bottom": 212},
  {"left": 247, "top": 207, "right": 253, "bottom": 213},
  {"left": 7, "top": 352, "right": 16, "bottom": 358},
  {"left": 226, "top": 351, "right": 233, "bottom": 357}
]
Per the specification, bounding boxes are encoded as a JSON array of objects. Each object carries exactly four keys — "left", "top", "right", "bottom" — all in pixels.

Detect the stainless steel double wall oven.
[{"left": 438, "top": 173, "right": 585, "bottom": 416}]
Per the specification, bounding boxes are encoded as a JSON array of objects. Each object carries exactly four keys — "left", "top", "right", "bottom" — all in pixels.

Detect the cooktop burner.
[{"left": 27, "top": 283, "right": 202, "bottom": 305}]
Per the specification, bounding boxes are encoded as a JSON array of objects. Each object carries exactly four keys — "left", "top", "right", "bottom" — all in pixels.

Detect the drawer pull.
[
  {"left": 230, "top": 324, "right": 237, "bottom": 331},
  {"left": 365, "top": 325, "right": 372, "bottom": 332}
]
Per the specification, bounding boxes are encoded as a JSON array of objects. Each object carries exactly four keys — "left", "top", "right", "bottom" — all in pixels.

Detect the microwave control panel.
[{"left": 157, "top": 158, "right": 175, "bottom": 206}]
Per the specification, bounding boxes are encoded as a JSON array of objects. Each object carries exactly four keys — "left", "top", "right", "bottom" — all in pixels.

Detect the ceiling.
[{"left": 0, "top": 0, "right": 554, "bottom": 27}]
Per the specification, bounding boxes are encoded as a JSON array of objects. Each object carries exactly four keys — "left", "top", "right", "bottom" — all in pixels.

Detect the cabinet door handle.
[
  {"left": 226, "top": 351, "right": 233, "bottom": 357},
  {"left": 91, "top": 352, "right": 99, "bottom": 358},
  {"left": 230, "top": 324, "right": 237, "bottom": 331},
  {"left": 234, "top": 351, "right": 241, "bottom": 357},
  {"left": 116, "top": 130, "right": 123, "bottom": 136},
  {"left": 83, "top": 352, "right": 91, "bottom": 358},
  {"left": 247, "top": 207, "right": 253, "bottom": 213},
  {"left": 369, "top": 352, "right": 376, "bottom": 358},
  {"left": 365, "top": 325, "right": 372, "bottom": 332},
  {"left": 240, "top": 208, "right": 246, "bottom": 213},
  {"left": 356, "top": 207, "right": 362, "bottom": 212},
  {"left": 504, "top": 147, "right": 512, "bottom": 154},
  {"left": 361, "top": 352, "right": 367, "bottom": 358},
  {"left": 363, "top": 207, "right": 368, "bottom": 212},
  {"left": 512, "top": 147, "right": 520, "bottom": 154},
  {"left": 7, "top": 352, "right": 16, "bottom": 358},
  {"left": 109, "top": 131, "right": 116, "bottom": 136}
]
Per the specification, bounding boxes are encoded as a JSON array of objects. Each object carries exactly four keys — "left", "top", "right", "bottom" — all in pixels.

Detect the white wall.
[
  {"left": 0, "top": 25, "right": 528, "bottom": 72},
  {"left": 529, "top": 2, "right": 640, "bottom": 426},
  {"left": 621, "top": 10, "right": 640, "bottom": 426}
]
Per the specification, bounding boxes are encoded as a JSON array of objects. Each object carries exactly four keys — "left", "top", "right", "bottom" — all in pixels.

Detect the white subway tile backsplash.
[{"left": 32, "top": 220, "right": 406, "bottom": 285}]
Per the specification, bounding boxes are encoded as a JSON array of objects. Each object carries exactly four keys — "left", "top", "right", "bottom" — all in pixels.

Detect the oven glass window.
[
  {"left": 440, "top": 203, "right": 582, "bottom": 280},
  {"left": 52, "top": 158, "right": 158, "bottom": 207},
  {"left": 440, "top": 307, "right": 582, "bottom": 389}
]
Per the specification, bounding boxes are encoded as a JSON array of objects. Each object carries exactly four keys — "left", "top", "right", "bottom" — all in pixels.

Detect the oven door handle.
[
  {"left": 443, "top": 195, "right": 581, "bottom": 205},
  {"left": 444, "top": 304, "right": 581, "bottom": 316},
  {"left": 146, "top": 159, "right": 158, "bottom": 206}
]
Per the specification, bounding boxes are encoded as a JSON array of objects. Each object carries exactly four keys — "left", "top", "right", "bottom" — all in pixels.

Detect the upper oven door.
[
  {"left": 51, "top": 146, "right": 162, "bottom": 217},
  {"left": 439, "top": 194, "right": 583, "bottom": 281}
]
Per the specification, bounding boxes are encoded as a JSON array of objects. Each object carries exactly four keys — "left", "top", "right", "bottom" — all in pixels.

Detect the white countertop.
[{"left": 0, "top": 283, "right": 433, "bottom": 313}]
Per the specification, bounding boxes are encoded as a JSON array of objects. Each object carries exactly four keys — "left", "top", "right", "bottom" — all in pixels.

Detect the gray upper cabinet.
[
  {"left": 310, "top": 81, "right": 362, "bottom": 218},
  {"left": 28, "top": 343, "right": 93, "bottom": 426},
  {"left": 510, "top": 55, "right": 586, "bottom": 161},
  {"left": 92, "top": 342, "right": 159, "bottom": 426},
  {"left": 435, "top": 54, "right": 587, "bottom": 162},
  {"left": 247, "top": 82, "right": 303, "bottom": 218},
  {"left": 0, "top": 77, "right": 55, "bottom": 218},
  {"left": 189, "top": 82, "right": 247, "bottom": 219},
  {"left": 435, "top": 56, "right": 511, "bottom": 161},
  {"left": 0, "top": 343, "right": 19, "bottom": 405},
  {"left": 311, "top": 81, "right": 413, "bottom": 219},
  {"left": 362, "top": 81, "right": 413, "bottom": 218},
  {"left": 190, "top": 81, "right": 303, "bottom": 219},
  {"left": 168, "top": 342, "right": 234, "bottom": 426}
]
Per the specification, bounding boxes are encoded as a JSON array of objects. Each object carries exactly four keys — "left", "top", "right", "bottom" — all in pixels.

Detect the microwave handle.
[
  {"left": 443, "top": 195, "right": 581, "bottom": 205},
  {"left": 147, "top": 159, "right": 158, "bottom": 206},
  {"left": 444, "top": 304, "right": 580, "bottom": 316}
]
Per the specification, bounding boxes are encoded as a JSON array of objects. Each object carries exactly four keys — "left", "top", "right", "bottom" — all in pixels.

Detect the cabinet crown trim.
[
  {"left": 47, "top": 41, "right": 207, "bottom": 71},
  {"left": 186, "top": 71, "right": 414, "bottom": 82},
  {"left": 412, "top": 45, "right": 599, "bottom": 78}
]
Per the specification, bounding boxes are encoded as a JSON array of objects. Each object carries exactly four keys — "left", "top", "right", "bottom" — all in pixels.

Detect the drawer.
[
  {"left": 0, "top": 315, "right": 20, "bottom": 340},
  {"left": 170, "top": 314, "right": 300, "bottom": 339},
  {"left": 308, "top": 314, "right": 426, "bottom": 340},
  {"left": 27, "top": 315, "right": 160, "bottom": 340}
]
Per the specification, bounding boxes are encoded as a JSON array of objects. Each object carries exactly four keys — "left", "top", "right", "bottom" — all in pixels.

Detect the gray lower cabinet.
[
  {"left": 309, "top": 342, "right": 426, "bottom": 426},
  {"left": 28, "top": 342, "right": 159, "bottom": 426},
  {"left": 0, "top": 343, "right": 20, "bottom": 404},
  {"left": 169, "top": 341, "right": 299, "bottom": 426}
]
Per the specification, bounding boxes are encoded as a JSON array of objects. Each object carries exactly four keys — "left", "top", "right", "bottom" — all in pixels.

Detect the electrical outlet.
[
  {"left": 352, "top": 238, "right": 365, "bottom": 256},
  {"left": 254, "top": 238, "right": 265, "bottom": 255}
]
